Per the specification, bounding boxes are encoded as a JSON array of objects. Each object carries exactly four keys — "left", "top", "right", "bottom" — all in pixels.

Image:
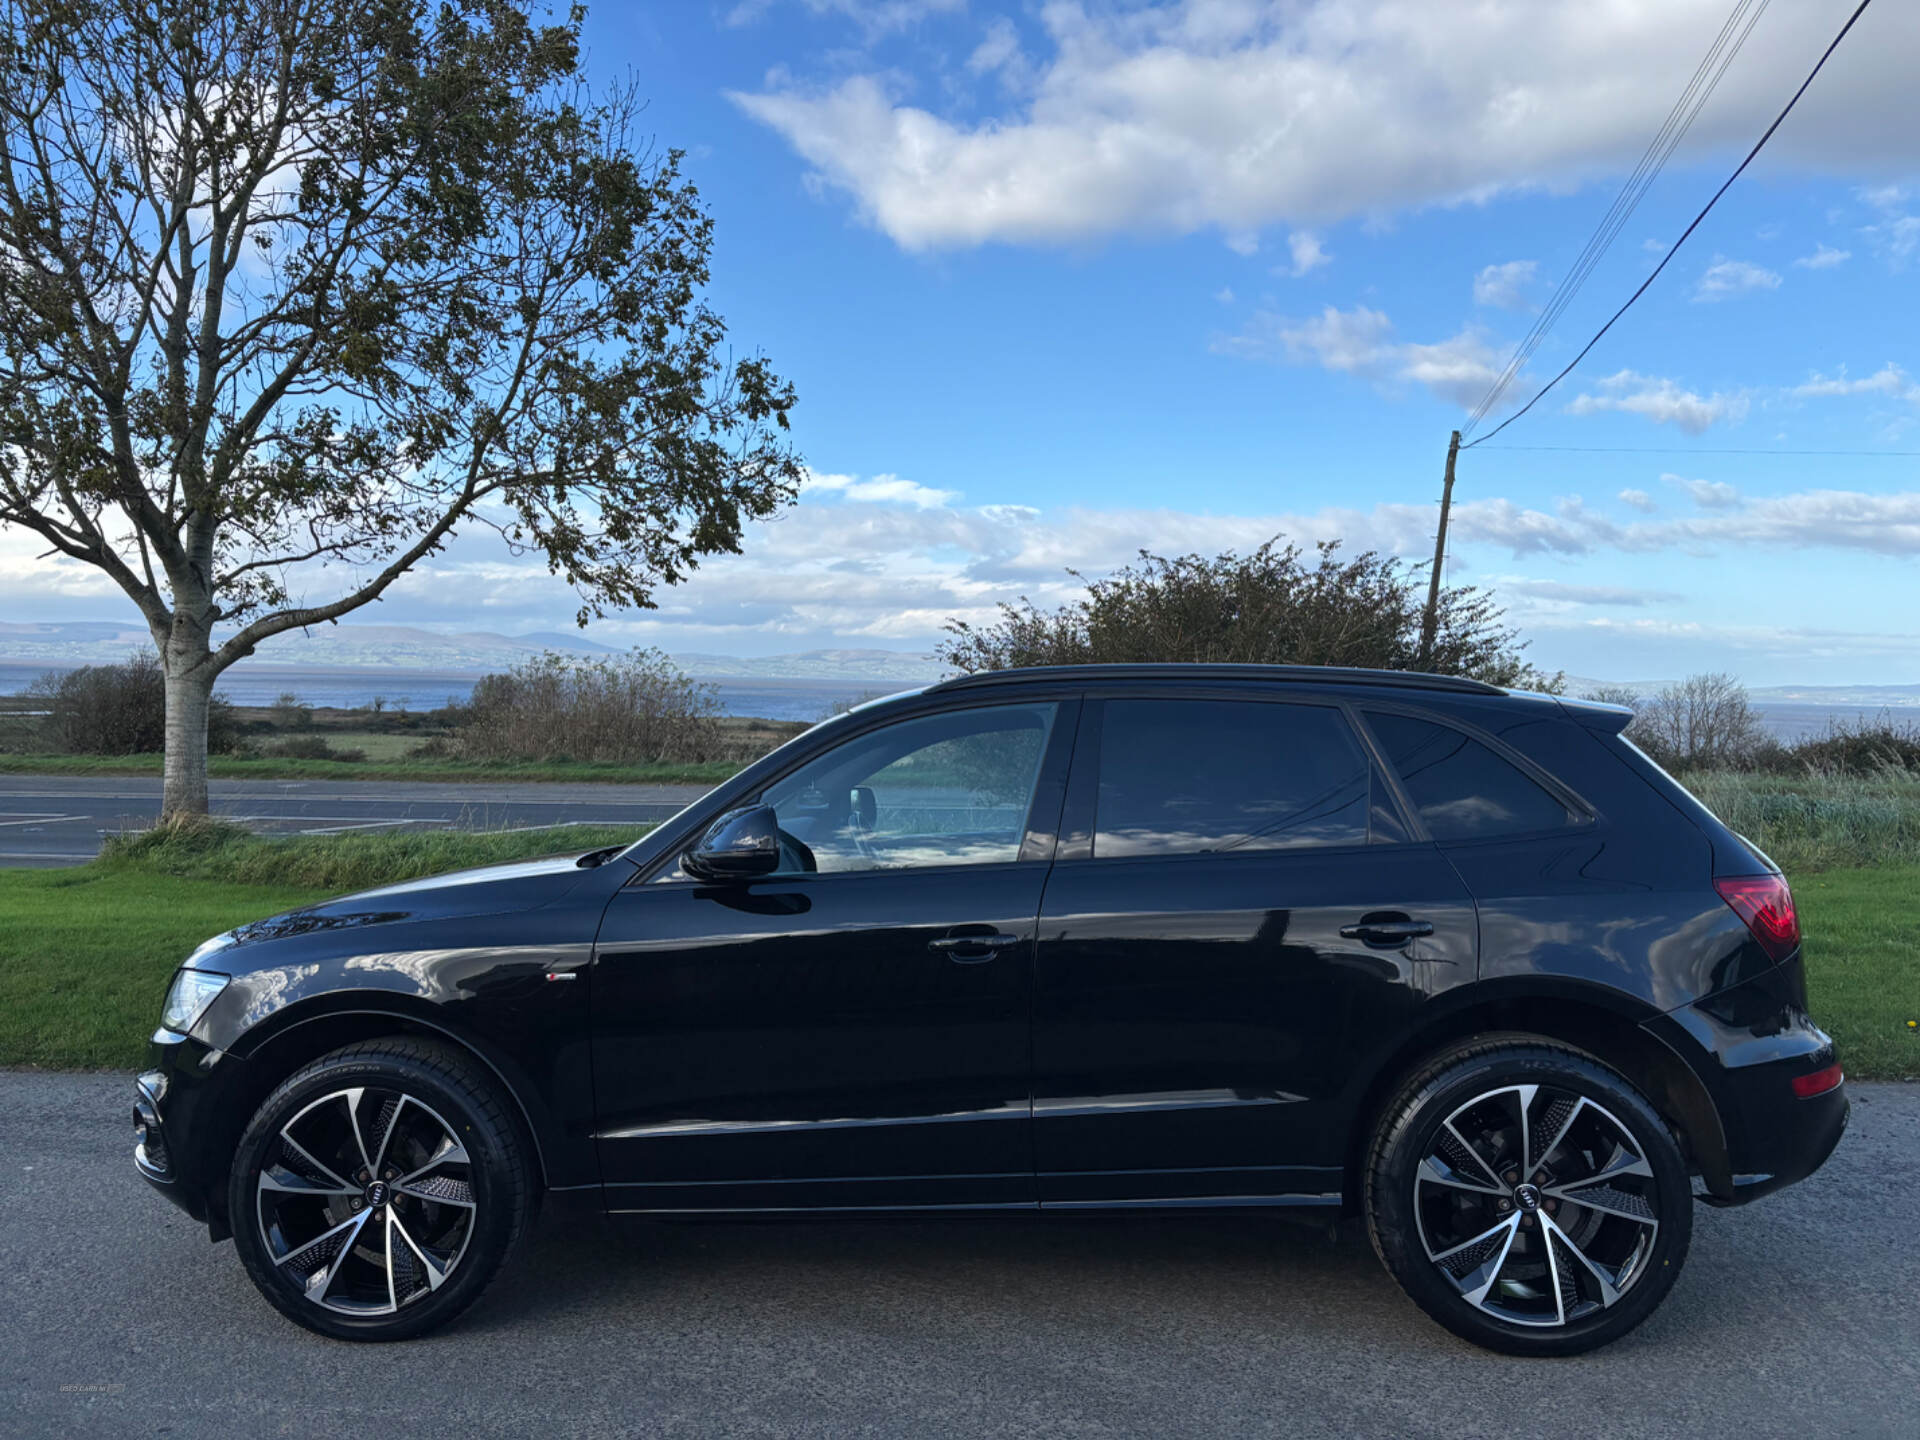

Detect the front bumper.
[
  {"left": 1645, "top": 953, "right": 1850, "bottom": 1206},
  {"left": 133, "top": 1029, "right": 247, "bottom": 1237}
]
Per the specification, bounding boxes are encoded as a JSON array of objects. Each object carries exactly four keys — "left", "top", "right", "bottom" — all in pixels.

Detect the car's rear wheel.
[
  {"left": 1366, "top": 1036, "right": 1692, "bottom": 1356},
  {"left": 228, "top": 1038, "right": 534, "bottom": 1341}
]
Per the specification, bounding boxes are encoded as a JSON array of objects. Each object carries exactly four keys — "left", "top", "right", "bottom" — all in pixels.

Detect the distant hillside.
[{"left": 0, "top": 619, "right": 941, "bottom": 685}]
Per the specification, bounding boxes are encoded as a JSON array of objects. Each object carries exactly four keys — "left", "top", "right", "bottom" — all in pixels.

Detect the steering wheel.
[{"left": 775, "top": 826, "right": 817, "bottom": 874}]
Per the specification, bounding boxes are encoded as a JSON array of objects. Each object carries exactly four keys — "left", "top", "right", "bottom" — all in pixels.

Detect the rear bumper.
[{"left": 1643, "top": 953, "right": 1849, "bottom": 1206}]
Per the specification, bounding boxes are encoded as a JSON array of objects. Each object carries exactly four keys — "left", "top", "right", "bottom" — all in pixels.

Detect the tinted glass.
[
  {"left": 759, "top": 703, "right": 1056, "bottom": 873},
  {"left": 1366, "top": 710, "right": 1570, "bottom": 841},
  {"left": 1093, "top": 700, "right": 1371, "bottom": 857}
]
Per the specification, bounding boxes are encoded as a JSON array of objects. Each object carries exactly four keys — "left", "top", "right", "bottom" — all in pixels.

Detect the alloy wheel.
[
  {"left": 256, "top": 1086, "right": 477, "bottom": 1317},
  {"left": 1413, "top": 1083, "right": 1661, "bottom": 1329}
]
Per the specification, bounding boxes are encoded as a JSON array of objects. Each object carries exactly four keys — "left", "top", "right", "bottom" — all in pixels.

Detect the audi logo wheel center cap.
[{"left": 1512, "top": 1182, "right": 1542, "bottom": 1213}]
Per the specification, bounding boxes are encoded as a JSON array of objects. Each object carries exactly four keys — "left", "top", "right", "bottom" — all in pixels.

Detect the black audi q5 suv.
[{"left": 135, "top": 664, "right": 1846, "bottom": 1353}]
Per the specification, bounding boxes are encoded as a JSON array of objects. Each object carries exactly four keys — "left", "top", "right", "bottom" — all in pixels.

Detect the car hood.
[{"left": 214, "top": 850, "right": 610, "bottom": 952}]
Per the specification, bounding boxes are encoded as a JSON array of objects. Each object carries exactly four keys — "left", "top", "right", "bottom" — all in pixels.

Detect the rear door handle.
[
  {"left": 928, "top": 930, "right": 1024, "bottom": 963},
  {"left": 1340, "top": 917, "right": 1435, "bottom": 947}
]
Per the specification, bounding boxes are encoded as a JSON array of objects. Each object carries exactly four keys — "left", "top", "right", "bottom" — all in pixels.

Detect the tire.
[
  {"left": 1365, "top": 1034, "right": 1692, "bottom": 1357},
  {"left": 228, "top": 1038, "right": 535, "bottom": 1341}
]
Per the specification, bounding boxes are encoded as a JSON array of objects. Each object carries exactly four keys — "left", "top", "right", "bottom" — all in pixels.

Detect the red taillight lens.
[
  {"left": 1714, "top": 873, "right": 1800, "bottom": 963},
  {"left": 1791, "top": 1062, "right": 1844, "bottom": 1098}
]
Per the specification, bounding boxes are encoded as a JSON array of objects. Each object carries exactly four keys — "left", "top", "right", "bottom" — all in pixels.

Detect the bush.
[
  {"left": 28, "top": 654, "right": 239, "bottom": 755},
  {"left": 454, "top": 648, "right": 726, "bottom": 764},
  {"left": 1771, "top": 714, "right": 1920, "bottom": 776},
  {"left": 938, "top": 538, "right": 1560, "bottom": 690},
  {"left": 1589, "top": 679, "right": 1920, "bottom": 778},
  {"left": 246, "top": 735, "right": 367, "bottom": 763}
]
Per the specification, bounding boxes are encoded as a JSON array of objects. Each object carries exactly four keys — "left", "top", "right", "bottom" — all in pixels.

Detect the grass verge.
[
  {"left": 1795, "top": 865, "right": 1919, "bottom": 1083},
  {"left": 0, "top": 751, "right": 738, "bottom": 786},
  {"left": 1681, "top": 768, "right": 1920, "bottom": 873},
  {"left": 3, "top": 827, "right": 1912, "bottom": 1079}
]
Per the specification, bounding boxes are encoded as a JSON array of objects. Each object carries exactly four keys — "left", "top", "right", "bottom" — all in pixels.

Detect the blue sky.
[{"left": 17, "top": 1, "right": 1920, "bottom": 684}]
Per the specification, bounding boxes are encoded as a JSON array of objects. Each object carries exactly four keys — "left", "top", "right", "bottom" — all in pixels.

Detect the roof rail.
[{"left": 929, "top": 663, "right": 1505, "bottom": 696}]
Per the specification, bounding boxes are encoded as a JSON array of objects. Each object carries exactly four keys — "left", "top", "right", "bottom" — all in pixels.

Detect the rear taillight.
[
  {"left": 1714, "top": 873, "right": 1800, "bottom": 963},
  {"left": 1791, "top": 1062, "right": 1844, "bottom": 1098}
]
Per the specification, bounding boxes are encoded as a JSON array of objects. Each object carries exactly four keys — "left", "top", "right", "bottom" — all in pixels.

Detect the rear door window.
[
  {"left": 1364, "top": 710, "right": 1572, "bottom": 841},
  {"left": 1092, "top": 699, "right": 1373, "bottom": 857}
]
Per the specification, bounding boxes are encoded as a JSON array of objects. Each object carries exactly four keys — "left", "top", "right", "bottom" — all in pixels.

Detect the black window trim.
[
  {"left": 1356, "top": 701, "right": 1599, "bottom": 846},
  {"left": 1056, "top": 687, "right": 1417, "bottom": 865}
]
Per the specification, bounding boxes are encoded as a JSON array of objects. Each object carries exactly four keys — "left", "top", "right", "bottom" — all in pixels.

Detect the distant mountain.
[
  {"left": 0, "top": 619, "right": 941, "bottom": 683},
  {"left": 672, "top": 649, "right": 944, "bottom": 684}
]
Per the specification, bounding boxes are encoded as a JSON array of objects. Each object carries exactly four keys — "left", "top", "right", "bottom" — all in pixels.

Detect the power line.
[
  {"left": 1474, "top": 444, "right": 1920, "bottom": 457},
  {"left": 1462, "top": 0, "right": 1775, "bottom": 435},
  {"left": 1464, "top": 0, "right": 1877, "bottom": 451}
]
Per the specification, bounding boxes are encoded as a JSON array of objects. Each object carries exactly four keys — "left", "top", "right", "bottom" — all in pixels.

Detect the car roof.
[{"left": 928, "top": 663, "right": 1506, "bottom": 697}]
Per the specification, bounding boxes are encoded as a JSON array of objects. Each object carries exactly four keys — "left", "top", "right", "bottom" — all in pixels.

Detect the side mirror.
[{"left": 685, "top": 805, "right": 781, "bottom": 881}]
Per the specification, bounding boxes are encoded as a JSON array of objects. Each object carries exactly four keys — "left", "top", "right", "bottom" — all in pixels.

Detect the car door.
[
  {"left": 591, "top": 697, "right": 1078, "bottom": 1213},
  {"left": 1032, "top": 692, "right": 1477, "bottom": 1207}
]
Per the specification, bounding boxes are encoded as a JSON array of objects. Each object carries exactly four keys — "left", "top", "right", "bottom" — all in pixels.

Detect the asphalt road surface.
[
  {"left": 1, "top": 1072, "right": 1914, "bottom": 1439},
  {"left": 0, "top": 774, "right": 713, "bottom": 867}
]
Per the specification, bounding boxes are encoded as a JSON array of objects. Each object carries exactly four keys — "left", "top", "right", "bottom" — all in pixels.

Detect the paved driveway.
[
  {"left": 1, "top": 1072, "right": 1913, "bottom": 1438},
  {"left": 0, "top": 774, "right": 712, "bottom": 866}
]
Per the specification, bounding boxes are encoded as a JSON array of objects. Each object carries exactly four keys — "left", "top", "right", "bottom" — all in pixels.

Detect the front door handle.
[
  {"left": 928, "top": 929, "right": 1024, "bottom": 963},
  {"left": 1340, "top": 916, "right": 1435, "bottom": 948}
]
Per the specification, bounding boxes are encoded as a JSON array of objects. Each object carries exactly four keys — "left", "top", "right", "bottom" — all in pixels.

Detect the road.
[
  {"left": 1, "top": 1072, "right": 1913, "bottom": 1439},
  {"left": 0, "top": 774, "right": 714, "bottom": 867}
]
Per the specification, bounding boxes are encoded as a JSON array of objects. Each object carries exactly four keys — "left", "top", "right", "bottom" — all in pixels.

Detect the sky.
[{"left": 15, "top": 0, "right": 1920, "bottom": 685}]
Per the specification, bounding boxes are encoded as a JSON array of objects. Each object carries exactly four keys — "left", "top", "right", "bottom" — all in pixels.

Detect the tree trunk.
[{"left": 161, "top": 651, "right": 216, "bottom": 822}]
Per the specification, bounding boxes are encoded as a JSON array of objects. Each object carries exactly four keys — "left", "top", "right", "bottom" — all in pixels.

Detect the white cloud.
[
  {"left": 1213, "top": 286, "right": 1236, "bottom": 304},
  {"left": 1693, "top": 256, "right": 1782, "bottom": 302},
  {"left": 1859, "top": 185, "right": 1920, "bottom": 268},
  {"left": 1564, "top": 370, "right": 1748, "bottom": 434},
  {"left": 727, "top": 0, "right": 963, "bottom": 36},
  {"left": 1792, "top": 363, "right": 1920, "bottom": 402},
  {"left": 1793, "top": 243, "right": 1851, "bottom": 269},
  {"left": 1666, "top": 474, "right": 1740, "bottom": 509},
  {"left": 801, "top": 469, "right": 958, "bottom": 509},
  {"left": 967, "top": 18, "right": 1024, "bottom": 79},
  {"left": 1618, "top": 488, "right": 1656, "bottom": 512},
  {"left": 1282, "top": 230, "right": 1331, "bottom": 277},
  {"left": 1499, "top": 579, "right": 1683, "bottom": 607},
  {"left": 1473, "top": 259, "right": 1538, "bottom": 311},
  {"left": 1216, "top": 304, "right": 1502, "bottom": 407},
  {"left": 732, "top": 1, "right": 1920, "bottom": 250}
]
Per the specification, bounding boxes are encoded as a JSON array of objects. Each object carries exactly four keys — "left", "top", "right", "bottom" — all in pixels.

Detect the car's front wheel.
[
  {"left": 1366, "top": 1036, "right": 1692, "bottom": 1356},
  {"left": 228, "top": 1038, "right": 534, "bottom": 1341}
]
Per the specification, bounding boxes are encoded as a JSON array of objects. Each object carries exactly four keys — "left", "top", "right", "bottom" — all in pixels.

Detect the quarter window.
[
  {"left": 758, "top": 703, "right": 1057, "bottom": 873},
  {"left": 1365, "top": 710, "right": 1572, "bottom": 841},
  {"left": 1092, "top": 699, "right": 1372, "bottom": 858}
]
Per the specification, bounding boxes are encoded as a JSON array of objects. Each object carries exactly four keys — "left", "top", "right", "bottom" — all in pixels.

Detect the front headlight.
[{"left": 159, "top": 969, "right": 230, "bottom": 1036}]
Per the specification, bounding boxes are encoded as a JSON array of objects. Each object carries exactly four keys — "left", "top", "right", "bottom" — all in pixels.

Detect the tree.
[
  {"left": 1609, "top": 673, "right": 1769, "bottom": 771},
  {"left": 938, "top": 538, "right": 1559, "bottom": 690},
  {"left": 0, "top": 0, "right": 800, "bottom": 817}
]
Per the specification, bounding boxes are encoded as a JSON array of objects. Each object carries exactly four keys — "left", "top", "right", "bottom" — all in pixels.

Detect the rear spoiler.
[{"left": 1554, "top": 696, "right": 1634, "bottom": 734}]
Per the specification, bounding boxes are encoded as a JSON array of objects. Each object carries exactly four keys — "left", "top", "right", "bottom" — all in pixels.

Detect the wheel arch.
[
  {"left": 1340, "top": 983, "right": 1730, "bottom": 1211},
  {"left": 200, "top": 1003, "right": 555, "bottom": 1238}
]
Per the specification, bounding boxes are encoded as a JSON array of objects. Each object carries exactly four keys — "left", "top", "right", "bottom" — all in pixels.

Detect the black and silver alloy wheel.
[
  {"left": 230, "top": 1039, "right": 533, "bottom": 1341},
  {"left": 1367, "top": 1036, "right": 1691, "bottom": 1357},
  {"left": 1415, "top": 1084, "right": 1659, "bottom": 1329},
  {"left": 257, "top": 1087, "right": 477, "bottom": 1316}
]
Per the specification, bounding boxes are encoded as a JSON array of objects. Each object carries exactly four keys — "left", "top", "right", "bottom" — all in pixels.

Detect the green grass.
[
  {"left": 0, "top": 823, "right": 650, "bottom": 1069},
  {"left": 1681, "top": 767, "right": 1920, "bottom": 873},
  {"left": 1795, "top": 865, "right": 1919, "bottom": 1083},
  {"left": 0, "top": 750, "right": 738, "bottom": 786},
  {"left": 0, "top": 869, "right": 330, "bottom": 1068}
]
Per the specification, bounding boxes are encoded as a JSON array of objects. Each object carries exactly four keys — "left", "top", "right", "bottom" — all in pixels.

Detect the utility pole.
[{"left": 1417, "top": 430, "right": 1462, "bottom": 669}]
